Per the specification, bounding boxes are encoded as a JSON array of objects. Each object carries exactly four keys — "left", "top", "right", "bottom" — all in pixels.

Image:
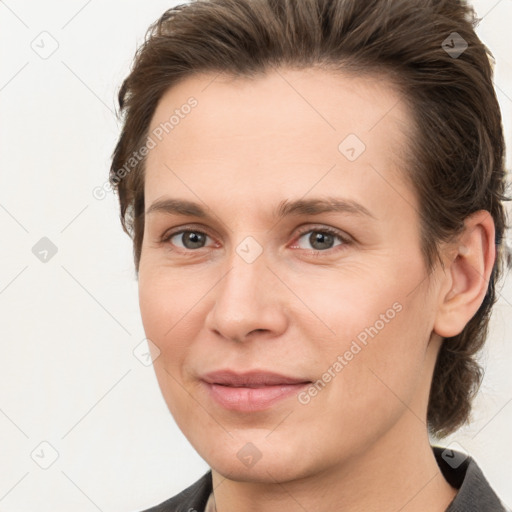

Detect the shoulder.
[
  {"left": 432, "top": 446, "right": 510, "bottom": 512},
  {"left": 139, "top": 470, "right": 213, "bottom": 512}
]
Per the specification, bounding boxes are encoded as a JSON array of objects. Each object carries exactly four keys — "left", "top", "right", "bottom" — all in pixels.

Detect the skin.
[{"left": 138, "top": 68, "right": 495, "bottom": 512}]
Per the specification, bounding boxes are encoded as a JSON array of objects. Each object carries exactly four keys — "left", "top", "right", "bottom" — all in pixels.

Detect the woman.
[{"left": 110, "top": 0, "right": 510, "bottom": 510}]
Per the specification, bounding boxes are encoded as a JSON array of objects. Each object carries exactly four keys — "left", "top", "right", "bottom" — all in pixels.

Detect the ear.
[{"left": 433, "top": 210, "right": 496, "bottom": 338}]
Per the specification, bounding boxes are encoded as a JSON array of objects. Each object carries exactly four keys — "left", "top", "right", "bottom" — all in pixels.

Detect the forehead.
[
  {"left": 144, "top": 68, "right": 415, "bottom": 223},
  {"left": 148, "top": 67, "right": 410, "bottom": 153}
]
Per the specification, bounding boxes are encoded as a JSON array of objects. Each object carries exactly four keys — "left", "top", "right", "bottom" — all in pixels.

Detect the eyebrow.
[{"left": 146, "top": 196, "right": 375, "bottom": 220}]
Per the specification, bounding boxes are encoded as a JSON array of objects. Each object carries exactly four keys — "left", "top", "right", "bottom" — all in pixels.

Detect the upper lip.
[{"left": 201, "top": 370, "right": 311, "bottom": 387}]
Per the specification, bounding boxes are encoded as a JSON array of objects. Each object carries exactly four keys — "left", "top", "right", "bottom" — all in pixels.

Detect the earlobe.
[{"left": 433, "top": 210, "right": 496, "bottom": 338}]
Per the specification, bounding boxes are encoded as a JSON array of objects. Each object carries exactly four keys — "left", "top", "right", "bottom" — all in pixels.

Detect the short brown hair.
[{"left": 110, "top": 0, "right": 510, "bottom": 437}]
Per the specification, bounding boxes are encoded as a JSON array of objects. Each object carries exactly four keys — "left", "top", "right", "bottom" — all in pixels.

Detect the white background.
[{"left": 0, "top": 0, "right": 511, "bottom": 510}]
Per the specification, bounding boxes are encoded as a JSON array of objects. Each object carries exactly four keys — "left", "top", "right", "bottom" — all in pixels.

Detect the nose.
[{"left": 204, "top": 249, "right": 289, "bottom": 343}]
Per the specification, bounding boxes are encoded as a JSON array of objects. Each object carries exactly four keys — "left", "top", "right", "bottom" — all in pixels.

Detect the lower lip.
[{"left": 203, "top": 381, "right": 310, "bottom": 412}]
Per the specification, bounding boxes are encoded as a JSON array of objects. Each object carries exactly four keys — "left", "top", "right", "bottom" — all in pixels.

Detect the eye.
[
  {"left": 291, "top": 226, "right": 348, "bottom": 252},
  {"left": 163, "top": 229, "right": 214, "bottom": 250},
  {"left": 160, "top": 225, "right": 350, "bottom": 254}
]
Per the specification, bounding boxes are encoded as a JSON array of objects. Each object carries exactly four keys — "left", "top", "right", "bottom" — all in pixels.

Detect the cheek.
[
  {"left": 137, "top": 269, "right": 199, "bottom": 420},
  {"left": 289, "top": 263, "right": 408, "bottom": 351},
  {"left": 137, "top": 268, "right": 193, "bottom": 363},
  {"left": 300, "top": 258, "right": 432, "bottom": 402},
  {"left": 324, "top": 290, "right": 432, "bottom": 419}
]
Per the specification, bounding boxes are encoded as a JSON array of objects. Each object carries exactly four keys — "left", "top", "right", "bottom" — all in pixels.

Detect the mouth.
[{"left": 200, "top": 370, "right": 312, "bottom": 412}]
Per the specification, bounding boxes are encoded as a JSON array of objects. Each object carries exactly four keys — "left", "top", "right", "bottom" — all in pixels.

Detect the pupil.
[
  {"left": 184, "top": 232, "right": 205, "bottom": 249},
  {"left": 311, "top": 232, "right": 333, "bottom": 250}
]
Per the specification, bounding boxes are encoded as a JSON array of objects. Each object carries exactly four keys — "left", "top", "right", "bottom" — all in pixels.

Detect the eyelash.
[{"left": 159, "top": 224, "right": 351, "bottom": 256}]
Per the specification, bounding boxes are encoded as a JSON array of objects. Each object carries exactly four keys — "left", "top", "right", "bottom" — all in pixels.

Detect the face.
[{"left": 138, "top": 68, "right": 444, "bottom": 483}]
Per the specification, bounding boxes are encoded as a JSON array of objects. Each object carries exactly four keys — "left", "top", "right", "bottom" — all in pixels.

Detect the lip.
[{"left": 200, "top": 370, "right": 311, "bottom": 412}]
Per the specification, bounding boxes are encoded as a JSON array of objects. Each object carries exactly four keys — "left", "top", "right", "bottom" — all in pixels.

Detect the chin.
[
  {"left": 194, "top": 433, "right": 316, "bottom": 484},
  {"left": 209, "top": 455, "right": 307, "bottom": 484}
]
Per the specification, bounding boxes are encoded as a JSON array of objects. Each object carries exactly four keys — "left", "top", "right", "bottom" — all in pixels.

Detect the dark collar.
[
  {"left": 432, "top": 446, "right": 508, "bottom": 511},
  {"left": 140, "top": 470, "right": 212, "bottom": 512}
]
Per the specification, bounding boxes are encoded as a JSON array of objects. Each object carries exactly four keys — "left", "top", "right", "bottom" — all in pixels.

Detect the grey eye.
[
  {"left": 171, "top": 231, "right": 209, "bottom": 249},
  {"left": 296, "top": 230, "right": 343, "bottom": 251}
]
